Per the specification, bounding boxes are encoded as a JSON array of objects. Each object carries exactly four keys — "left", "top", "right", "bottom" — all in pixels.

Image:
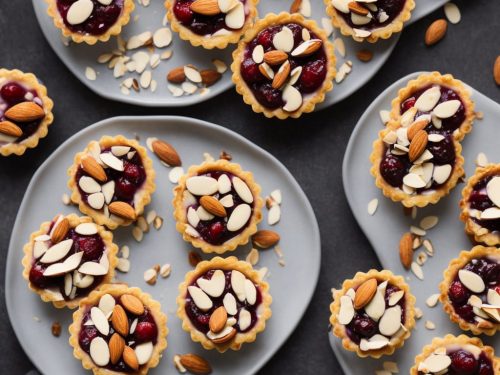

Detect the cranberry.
[
  {"left": 208, "top": 221, "right": 225, "bottom": 242},
  {"left": 482, "top": 263, "right": 499, "bottom": 283},
  {"left": 115, "top": 177, "right": 136, "bottom": 200},
  {"left": 123, "top": 161, "right": 144, "bottom": 185},
  {"left": 253, "top": 83, "right": 284, "bottom": 109},
  {"left": 298, "top": 59, "right": 327, "bottom": 93},
  {"left": 495, "top": 285, "right": 500, "bottom": 295},
  {"left": 469, "top": 191, "right": 494, "bottom": 211},
  {"left": 351, "top": 314, "right": 377, "bottom": 338},
  {"left": 478, "top": 353, "right": 494, "bottom": 375},
  {"left": 1, "top": 82, "right": 27, "bottom": 105},
  {"left": 240, "top": 59, "right": 264, "bottom": 84},
  {"left": 173, "top": 1, "right": 194, "bottom": 24},
  {"left": 190, "top": 21, "right": 214, "bottom": 36},
  {"left": 134, "top": 322, "right": 158, "bottom": 343},
  {"left": 76, "top": 236, "right": 104, "bottom": 261},
  {"left": 380, "top": 153, "right": 407, "bottom": 187},
  {"left": 29, "top": 263, "right": 48, "bottom": 289},
  {"left": 448, "top": 280, "right": 470, "bottom": 304},
  {"left": 427, "top": 134, "right": 455, "bottom": 164},
  {"left": 401, "top": 97, "right": 416, "bottom": 113},
  {"left": 79, "top": 326, "right": 99, "bottom": 352},
  {"left": 449, "top": 350, "right": 478, "bottom": 375}
]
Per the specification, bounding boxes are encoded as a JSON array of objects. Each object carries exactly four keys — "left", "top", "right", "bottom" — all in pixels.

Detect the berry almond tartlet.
[
  {"left": 177, "top": 256, "right": 272, "bottom": 352},
  {"left": 22, "top": 214, "right": 118, "bottom": 309},
  {"left": 0, "top": 69, "right": 54, "bottom": 157},
  {"left": 232, "top": 12, "right": 336, "bottom": 119},
  {"left": 439, "top": 246, "right": 500, "bottom": 336},
  {"left": 46, "top": 0, "right": 135, "bottom": 44},
  {"left": 460, "top": 164, "right": 500, "bottom": 246},
  {"left": 410, "top": 335, "right": 498, "bottom": 375},
  {"left": 330, "top": 270, "right": 416, "bottom": 358},
  {"left": 325, "top": 0, "right": 415, "bottom": 43},
  {"left": 68, "top": 135, "right": 156, "bottom": 230},
  {"left": 166, "top": 0, "right": 259, "bottom": 49},
  {"left": 389, "top": 72, "right": 475, "bottom": 142},
  {"left": 69, "top": 284, "right": 168, "bottom": 374},
  {"left": 173, "top": 159, "right": 263, "bottom": 254}
]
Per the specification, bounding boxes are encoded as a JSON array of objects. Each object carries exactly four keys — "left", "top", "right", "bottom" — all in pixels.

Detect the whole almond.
[
  {"left": 356, "top": 49, "right": 373, "bottom": 62},
  {"left": 258, "top": 64, "right": 274, "bottom": 80},
  {"left": 111, "top": 304, "right": 129, "bottom": 336},
  {"left": 179, "top": 353, "right": 212, "bottom": 375},
  {"left": 289, "top": 0, "right": 302, "bottom": 13},
  {"left": 252, "top": 230, "right": 280, "bottom": 249},
  {"left": 167, "top": 67, "right": 186, "bottom": 83},
  {"left": 408, "top": 130, "right": 428, "bottom": 162},
  {"left": 272, "top": 60, "right": 291, "bottom": 89},
  {"left": 209, "top": 306, "right": 227, "bottom": 333},
  {"left": 152, "top": 139, "right": 182, "bottom": 166},
  {"left": 0, "top": 120, "right": 22, "bottom": 137},
  {"left": 120, "top": 294, "right": 145, "bottom": 315},
  {"left": 210, "top": 327, "right": 236, "bottom": 344},
  {"left": 425, "top": 19, "right": 447, "bottom": 46},
  {"left": 108, "top": 201, "right": 136, "bottom": 220},
  {"left": 494, "top": 56, "right": 500, "bottom": 86},
  {"left": 353, "top": 278, "right": 377, "bottom": 309},
  {"left": 51, "top": 218, "right": 70, "bottom": 244},
  {"left": 263, "top": 50, "right": 289, "bottom": 66},
  {"left": 399, "top": 232, "right": 413, "bottom": 269},
  {"left": 188, "top": 251, "right": 202, "bottom": 267},
  {"left": 190, "top": 0, "right": 221, "bottom": 15},
  {"left": 407, "top": 119, "right": 429, "bottom": 140},
  {"left": 123, "top": 346, "right": 139, "bottom": 371},
  {"left": 82, "top": 156, "right": 107, "bottom": 182},
  {"left": 5, "top": 102, "right": 45, "bottom": 122},
  {"left": 109, "top": 333, "right": 125, "bottom": 365},
  {"left": 200, "top": 196, "right": 226, "bottom": 217},
  {"left": 200, "top": 69, "right": 222, "bottom": 87},
  {"left": 348, "top": 1, "right": 369, "bottom": 16}
]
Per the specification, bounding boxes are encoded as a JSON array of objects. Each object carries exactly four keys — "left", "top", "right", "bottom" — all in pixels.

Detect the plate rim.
[{"left": 5, "top": 115, "right": 321, "bottom": 375}]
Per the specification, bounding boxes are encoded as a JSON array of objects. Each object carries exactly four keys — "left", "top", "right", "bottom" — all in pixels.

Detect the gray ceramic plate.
[
  {"left": 5, "top": 116, "right": 321, "bottom": 374},
  {"left": 33, "top": 0, "right": 447, "bottom": 108},
  {"left": 330, "top": 72, "right": 500, "bottom": 374}
]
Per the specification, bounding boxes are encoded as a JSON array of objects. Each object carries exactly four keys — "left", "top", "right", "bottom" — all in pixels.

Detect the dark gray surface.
[{"left": 0, "top": 1, "right": 498, "bottom": 373}]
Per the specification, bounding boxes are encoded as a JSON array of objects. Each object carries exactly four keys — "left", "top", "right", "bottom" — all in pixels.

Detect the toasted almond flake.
[
  {"left": 184, "top": 65, "right": 202, "bottom": 83},
  {"left": 415, "top": 307, "right": 423, "bottom": 319},
  {"left": 62, "top": 193, "right": 70, "bottom": 205},
  {"left": 268, "top": 204, "right": 281, "bottom": 225},
  {"left": 410, "top": 225, "right": 426, "bottom": 236},
  {"left": 383, "top": 361, "right": 399, "bottom": 373},
  {"left": 458, "top": 269, "right": 485, "bottom": 293},
  {"left": 416, "top": 251, "right": 427, "bottom": 266},
  {"left": 212, "top": 58, "right": 227, "bottom": 73},
  {"left": 117, "top": 258, "right": 130, "bottom": 273},
  {"left": 476, "top": 152, "right": 489, "bottom": 167},
  {"left": 367, "top": 198, "right": 378, "bottom": 216},
  {"left": 444, "top": 2, "right": 461, "bottom": 24},
  {"left": 475, "top": 111, "right": 484, "bottom": 119},
  {"left": 182, "top": 81, "right": 198, "bottom": 94},
  {"left": 411, "top": 262, "right": 424, "bottom": 280},
  {"left": 97, "top": 53, "right": 113, "bottom": 64},
  {"left": 422, "top": 239, "right": 434, "bottom": 256},
  {"left": 425, "top": 320, "right": 435, "bottom": 330},
  {"left": 153, "top": 27, "right": 172, "bottom": 48},
  {"left": 132, "top": 227, "right": 143, "bottom": 242},
  {"left": 159, "top": 263, "right": 171, "bottom": 278},
  {"left": 126, "top": 31, "right": 152, "bottom": 50},
  {"left": 85, "top": 67, "right": 97, "bottom": 81},
  {"left": 379, "top": 110, "right": 390, "bottom": 124},
  {"left": 139, "top": 70, "right": 152, "bottom": 89},
  {"left": 321, "top": 17, "right": 333, "bottom": 37},
  {"left": 143, "top": 268, "right": 157, "bottom": 285},
  {"left": 168, "top": 84, "right": 184, "bottom": 97},
  {"left": 426, "top": 293, "right": 440, "bottom": 307},
  {"left": 246, "top": 248, "right": 259, "bottom": 265},
  {"left": 420, "top": 215, "right": 438, "bottom": 230},
  {"left": 121, "top": 86, "right": 130, "bottom": 95},
  {"left": 173, "top": 355, "right": 187, "bottom": 373},
  {"left": 333, "top": 37, "right": 346, "bottom": 57},
  {"left": 160, "top": 50, "right": 173, "bottom": 60},
  {"left": 169, "top": 166, "right": 185, "bottom": 184},
  {"left": 153, "top": 216, "right": 163, "bottom": 230}
]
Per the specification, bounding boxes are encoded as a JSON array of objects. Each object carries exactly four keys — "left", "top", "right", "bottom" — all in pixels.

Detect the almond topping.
[
  {"left": 407, "top": 119, "right": 429, "bottom": 140},
  {"left": 348, "top": 1, "right": 369, "bottom": 16},
  {"left": 408, "top": 130, "right": 428, "bottom": 162},
  {"left": 200, "top": 196, "right": 226, "bottom": 217},
  {"left": 179, "top": 353, "right": 212, "bottom": 375},
  {"left": 272, "top": 60, "right": 291, "bottom": 89},
  {"left": 111, "top": 304, "right": 130, "bottom": 336},
  {"left": 354, "top": 278, "right": 377, "bottom": 309},
  {"left": 0, "top": 120, "right": 22, "bottom": 137},
  {"left": 51, "top": 218, "right": 70, "bottom": 244},
  {"left": 82, "top": 156, "right": 108, "bottom": 182},
  {"left": 152, "top": 139, "right": 182, "bottom": 166},
  {"left": 123, "top": 346, "right": 139, "bottom": 371},
  {"left": 108, "top": 201, "right": 136, "bottom": 220},
  {"left": 190, "top": 0, "right": 221, "bottom": 15},
  {"left": 109, "top": 333, "right": 125, "bottom": 365},
  {"left": 252, "top": 230, "right": 280, "bottom": 248},
  {"left": 209, "top": 326, "right": 236, "bottom": 344},
  {"left": 289, "top": 0, "right": 302, "bottom": 13},
  {"left": 263, "top": 50, "right": 289, "bottom": 66},
  {"left": 399, "top": 232, "right": 413, "bottom": 269},
  {"left": 209, "top": 306, "right": 227, "bottom": 333},
  {"left": 4, "top": 102, "right": 45, "bottom": 122},
  {"left": 120, "top": 294, "right": 145, "bottom": 315}
]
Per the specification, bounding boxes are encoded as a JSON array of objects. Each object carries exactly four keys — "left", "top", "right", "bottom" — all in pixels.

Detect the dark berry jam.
[
  {"left": 418, "top": 348, "right": 494, "bottom": 375},
  {"left": 345, "top": 282, "right": 406, "bottom": 344},
  {"left": 468, "top": 175, "right": 500, "bottom": 232},
  {"left": 79, "top": 299, "right": 158, "bottom": 372},
  {"left": 56, "top": 0, "right": 124, "bottom": 36},
  {"left": 0, "top": 81, "right": 43, "bottom": 143},
  {"left": 76, "top": 147, "right": 145, "bottom": 208},
  {"left": 185, "top": 269, "right": 262, "bottom": 334},
  {"left": 173, "top": 0, "right": 247, "bottom": 36},
  {"left": 400, "top": 85, "right": 466, "bottom": 134},
  {"left": 187, "top": 171, "right": 253, "bottom": 245},
  {"left": 241, "top": 23, "right": 327, "bottom": 109},
  {"left": 29, "top": 223, "right": 105, "bottom": 299},
  {"left": 338, "top": 0, "right": 406, "bottom": 31},
  {"left": 448, "top": 257, "right": 500, "bottom": 324}
]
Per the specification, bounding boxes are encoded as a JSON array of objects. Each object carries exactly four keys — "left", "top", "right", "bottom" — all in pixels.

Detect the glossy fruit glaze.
[
  {"left": 418, "top": 348, "right": 494, "bottom": 375},
  {"left": 468, "top": 175, "right": 500, "bottom": 232}
]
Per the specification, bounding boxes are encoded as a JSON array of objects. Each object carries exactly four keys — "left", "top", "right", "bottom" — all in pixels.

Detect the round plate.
[
  {"left": 331, "top": 72, "right": 500, "bottom": 374},
  {"left": 33, "top": 0, "right": 447, "bottom": 108},
  {"left": 6, "top": 116, "right": 321, "bottom": 374}
]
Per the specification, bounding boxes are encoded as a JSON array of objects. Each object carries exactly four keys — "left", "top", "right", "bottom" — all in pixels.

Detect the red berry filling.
[
  {"left": 338, "top": 0, "right": 406, "bottom": 31},
  {"left": 418, "top": 349, "right": 494, "bottom": 375},
  {"left": 173, "top": 0, "right": 247, "bottom": 36},
  {"left": 56, "top": 0, "right": 124, "bottom": 36},
  {"left": 0, "top": 81, "right": 43, "bottom": 143},
  {"left": 468, "top": 175, "right": 500, "bottom": 232},
  {"left": 448, "top": 257, "right": 500, "bottom": 324},
  {"left": 185, "top": 269, "right": 262, "bottom": 334},
  {"left": 240, "top": 23, "right": 328, "bottom": 110}
]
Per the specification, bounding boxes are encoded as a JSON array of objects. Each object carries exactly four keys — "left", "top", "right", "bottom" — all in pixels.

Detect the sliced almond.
[
  {"left": 458, "top": 269, "right": 485, "bottom": 293},
  {"left": 227, "top": 204, "right": 251, "bottom": 231},
  {"left": 348, "top": 1, "right": 369, "bottom": 16},
  {"left": 272, "top": 60, "right": 291, "bottom": 90},
  {"left": 291, "top": 39, "right": 322, "bottom": 57},
  {"left": 188, "top": 286, "right": 213, "bottom": 311},
  {"left": 338, "top": 295, "right": 355, "bottom": 325},
  {"left": 207, "top": 326, "right": 236, "bottom": 344},
  {"left": 433, "top": 100, "right": 461, "bottom": 118},
  {"left": 90, "top": 337, "right": 110, "bottom": 366},
  {"left": 379, "top": 305, "right": 402, "bottom": 336},
  {"left": 40, "top": 239, "right": 73, "bottom": 264}
]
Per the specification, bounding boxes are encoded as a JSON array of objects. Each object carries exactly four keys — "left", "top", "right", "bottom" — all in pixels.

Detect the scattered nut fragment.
[
  {"left": 62, "top": 193, "right": 70, "bottom": 205},
  {"left": 168, "top": 67, "right": 186, "bottom": 84},
  {"left": 117, "top": 258, "right": 131, "bottom": 273},
  {"left": 160, "top": 263, "right": 171, "bottom": 278},
  {"left": 420, "top": 215, "right": 438, "bottom": 230},
  {"left": 200, "top": 69, "right": 222, "bottom": 87},
  {"left": 425, "top": 19, "right": 447, "bottom": 46},
  {"left": 425, "top": 320, "right": 436, "bottom": 330},
  {"left": 153, "top": 264, "right": 161, "bottom": 273},
  {"left": 289, "top": 0, "right": 302, "bottom": 13},
  {"left": 444, "top": 2, "right": 461, "bottom": 24},
  {"left": 212, "top": 59, "right": 227, "bottom": 74},
  {"left": 356, "top": 49, "right": 373, "bottom": 62},
  {"left": 219, "top": 150, "right": 232, "bottom": 161},
  {"left": 411, "top": 262, "right": 424, "bottom": 280},
  {"left": 476, "top": 152, "right": 489, "bottom": 167},
  {"left": 174, "top": 354, "right": 187, "bottom": 373},
  {"left": 425, "top": 293, "right": 440, "bottom": 307},
  {"left": 154, "top": 216, "right": 163, "bottom": 230},
  {"left": 188, "top": 251, "right": 202, "bottom": 267},
  {"left": 252, "top": 230, "right": 280, "bottom": 248},
  {"left": 51, "top": 321, "right": 62, "bottom": 337},
  {"left": 132, "top": 227, "right": 143, "bottom": 242},
  {"left": 494, "top": 56, "right": 500, "bottom": 86},
  {"left": 399, "top": 232, "right": 413, "bottom": 269},
  {"left": 423, "top": 239, "right": 434, "bottom": 256},
  {"left": 475, "top": 111, "right": 484, "bottom": 120},
  {"left": 246, "top": 248, "right": 259, "bottom": 266},
  {"left": 152, "top": 139, "right": 182, "bottom": 166},
  {"left": 178, "top": 353, "right": 212, "bottom": 374},
  {"left": 144, "top": 268, "right": 157, "bottom": 285},
  {"left": 137, "top": 216, "right": 149, "bottom": 233},
  {"left": 367, "top": 198, "right": 378, "bottom": 216},
  {"left": 415, "top": 307, "right": 423, "bottom": 319},
  {"left": 416, "top": 251, "right": 427, "bottom": 266},
  {"left": 383, "top": 361, "right": 399, "bottom": 373}
]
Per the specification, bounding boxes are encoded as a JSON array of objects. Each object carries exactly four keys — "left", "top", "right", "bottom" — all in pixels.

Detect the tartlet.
[
  {"left": 68, "top": 135, "right": 156, "bottom": 230},
  {"left": 231, "top": 12, "right": 336, "bottom": 119},
  {"left": 69, "top": 284, "right": 168, "bottom": 374},
  {"left": 22, "top": 214, "right": 118, "bottom": 309},
  {"left": 173, "top": 159, "right": 263, "bottom": 254},
  {"left": 177, "top": 256, "right": 272, "bottom": 352},
  {"left": 410, "top": 334, "right": 498, "bottom": 375},
  {"left": 166, "top": 0, "right": 259, "bottom": 49},
  {"left": 0, "top": 69, "right": 54, "bottom": 156},
  {"left": 389, "top": 72, "right": 475, "bottom": 142},
  {"left": 460, "top": 164, "right": 500, "bottom": 246},
  {"left": 325, "top": 0, "right": 415, "bottom": 43},
  {"left": 439, "top": 246, "right": 500, "bottom": 336},
  {"left": 330, "top": 269, "right": 416, "bottom": 358},
  {"left": 46, "top": 0, "right": 135, "bottom": 45}
]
